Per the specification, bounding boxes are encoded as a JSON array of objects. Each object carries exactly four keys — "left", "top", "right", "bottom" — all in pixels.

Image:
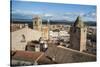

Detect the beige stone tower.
[
  {"left": 70, "top": 16, "right": 87, "bottom": 52},
  {"left": 42, "top": 26, "right": 49, "bottom": 40},
  {"left": 33, "top": 16, "right": 42, "bottom": 31}
]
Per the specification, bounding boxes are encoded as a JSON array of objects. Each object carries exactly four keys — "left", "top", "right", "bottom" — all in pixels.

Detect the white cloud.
[
  {"left": 82, "top": 12, "right": 96, "bottom": 21},
  {"left": 43, "top": 14, "right": 53, "bottom": 17},
  {"left": 64, "top": 12, "right": 85, "bottom": 17},
  {"left": 91, "top": 12, "right": 96, "bottom": 17},
  {"left": 12, "top": 9, "right": 96, "bottom": 21}
]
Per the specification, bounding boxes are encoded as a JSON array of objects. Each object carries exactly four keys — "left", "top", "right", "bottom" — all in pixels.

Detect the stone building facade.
[
  {"left": 70, "top": 16, "right": 87, "bottom": 52},
  {"left": 33, "top": 16, "right": 49, "bottom": 40},
  {"left": 33, "top": 16, "right": 42, "bottom": 31}
]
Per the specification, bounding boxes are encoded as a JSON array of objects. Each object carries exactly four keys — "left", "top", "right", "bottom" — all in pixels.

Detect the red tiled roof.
[
  {"left": 37, "top": 54, "right": 57, "bottom": 64},
  {"left": 12, "top": 51, "right": 43, "bottom": 62},
  {"left": 11, "top": 50, "right": 57, "bottom": 64}
]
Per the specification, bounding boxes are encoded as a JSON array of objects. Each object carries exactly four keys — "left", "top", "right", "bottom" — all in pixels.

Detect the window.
[
  {"left": 35, "top": 21, "right": 37, "bottom": 25},
  {"left": 34, "top": 21, "right": 38, "bottom": 26},
  {"left": 21, "top": 34, "right": 26, "bottom": 42}
]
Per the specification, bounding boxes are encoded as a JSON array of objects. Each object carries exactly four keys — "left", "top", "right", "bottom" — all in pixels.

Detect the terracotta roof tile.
[{"left": 12, "top": 51, "right": 43, "bottom": 61}]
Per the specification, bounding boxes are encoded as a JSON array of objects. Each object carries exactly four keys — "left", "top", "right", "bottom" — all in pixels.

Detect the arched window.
[{"left": 35, "top": 21, "right": 37, "bottom": 25}]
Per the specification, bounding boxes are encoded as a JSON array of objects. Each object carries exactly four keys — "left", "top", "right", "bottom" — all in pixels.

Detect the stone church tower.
[
  {"left": 33, "top": 16, "right": 42, "bottom": 31},
  {"left": 33, "top": 16, "right": 49, "bottom": 40},
  {"left": 70, "top": 16, "right": 87, "bottom": 52}
]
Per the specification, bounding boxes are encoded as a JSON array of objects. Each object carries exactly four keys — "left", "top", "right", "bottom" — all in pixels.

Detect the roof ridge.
[
  {"left": 35, "top": 53, "right": 45, "bottom": 62},
  {"left": 12, "top": 27, "right": 41, "bottom": 33},
  {"left": 57, "top": 46, "right": 96, "bottom": 57}
]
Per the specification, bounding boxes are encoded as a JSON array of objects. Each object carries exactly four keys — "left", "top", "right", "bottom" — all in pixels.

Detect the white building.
[
  {"left": 59, "top": 31, "right": 70, "bottom": 37},
  {"left": 49, "top": 30, "right": 70, "bottom": 42},
  {"left": 11, "top": 27, "right": 42, "bottom": 50}
]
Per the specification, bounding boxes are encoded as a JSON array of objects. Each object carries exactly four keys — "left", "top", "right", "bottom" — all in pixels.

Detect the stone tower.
[
  {"left": 70, "top": 16, "right": 87, "bottom": 52},
  {"left": 42, "top": 26, "right": 49, "bottom": 40},
  {"left": 33, "top": 16, "right": 42, "bottom": 31}
]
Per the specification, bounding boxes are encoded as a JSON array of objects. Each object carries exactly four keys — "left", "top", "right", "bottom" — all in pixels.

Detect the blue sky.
[{"left": 11, "top": 0, "right": 96, "bottom": 21}]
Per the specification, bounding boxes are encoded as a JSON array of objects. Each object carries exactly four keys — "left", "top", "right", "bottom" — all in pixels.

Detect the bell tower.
[
  {"left": 33, "top": 16, "right": 42, "bottom": 31},
  {"left": 70, "top": 16, "right": 87, "bottom": 52}
]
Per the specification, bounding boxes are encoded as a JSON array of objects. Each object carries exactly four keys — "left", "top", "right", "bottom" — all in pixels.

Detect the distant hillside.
[
  {"left": 11, "top": 20, "right": 96, "bottom": 26},
  {"left": 84, "top": 21, "right": 96, "bottom": 26}
]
